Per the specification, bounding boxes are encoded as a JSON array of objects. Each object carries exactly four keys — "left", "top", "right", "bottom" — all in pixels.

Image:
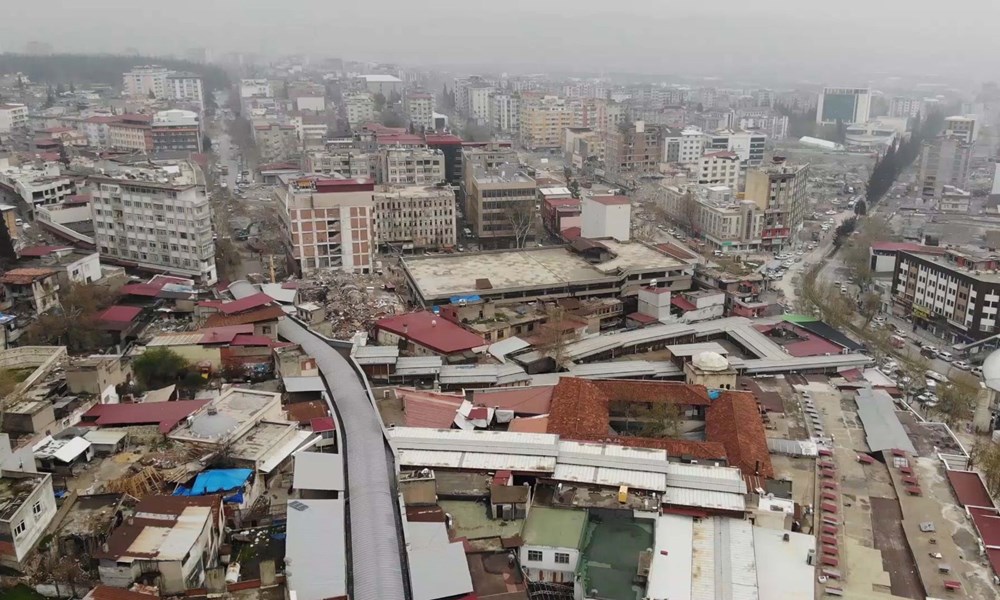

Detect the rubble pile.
[{"left": 295, "top": 270, "right": 404, "bottom": 339}]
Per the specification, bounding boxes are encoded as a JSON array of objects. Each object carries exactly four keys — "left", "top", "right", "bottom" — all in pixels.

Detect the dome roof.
[
  {"left": 983, "top": 348, "right": 1000, "bottom": 393},
  {"left": 189, "top": 412, "right": 238, "bottom": 439},
  {"left": 693, "top": 351, "right": 729, "bottom": 372}
]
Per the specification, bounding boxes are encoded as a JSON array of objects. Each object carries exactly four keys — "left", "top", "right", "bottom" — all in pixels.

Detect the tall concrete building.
[
  {"left": 378, "top": 147, "right": 446, "bottom": 185},
  {"left": 277, "top": 175, "right": 375, "bottom": 274},
  {"left": 123, "top": 65, "right": 170, "bottom": 99},
  {"left": 151, "top": 110, "right": 201, "bottom": 153},
  {"left": 605, "top": 121, "right": 663, "bottom": 185},
  {"left": 918, "top": 135, "right": 972, "bottom": 199},
  {"left": 460, "top": 143, "right": 519, "bottom": 213},
  {"left": 165, "top": 72, "right": 205, "bottom": 111},
  {"left": 0, "top": 103, "right": 28, "bottom": 133},
  {"left": 403, "top": 92, "right": 435, "bottom": 131},
  {"left": 519, "top": 96, "right": 573, "bottom": 150},
  {"left": 467, "top": 85, "right": 495, "bottom": 125},
  {"left": 345, "top": 92, "right": 375, "bottom": 130},
  {"left": 944, "top": 115, "right": 977, "bottom": 144},
  {"left": 816, "top": 87, "right": 871, "bottom": 125},
  {"left": 466, "top": 165, "right": 537, "bottom": 246},
  {"left": 89, "top": 161, "right": 216, "bottom": 284},
  {"left": 743, "top": 158, "right": 809, "bottom": 251},
  {"left": 373, "top": 186, "right": 457, "bottom": 251},
  {"left": 490, "top": 92, "right": 520, "bottom": 133}
]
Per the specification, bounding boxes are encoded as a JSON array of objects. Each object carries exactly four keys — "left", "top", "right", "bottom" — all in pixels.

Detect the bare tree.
[
  {"left": 860, "top": 292, "right": 883, "bottom": 327},
  {"left": 504, "top": 200, "right": 536, "bottom": 249},
  {"left": 933, "top": 373, "right": 981, "bottom": 427},
  {"left": 535, "top": 305, "right": 576, "bottom": 368},
  {"left": 970, "top": 438, "right": 1000, "bottom": 497}
]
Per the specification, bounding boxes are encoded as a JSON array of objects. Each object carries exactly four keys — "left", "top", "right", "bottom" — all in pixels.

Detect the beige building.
[
  {"left": 373, "top": 186, "right": 456, "bottom": 251},
  {"left": 404, "top": 92, "right": 435, "bottom": 131},
  {"left": 378, "top": 147, "right": 445, "bottom": 185},
  {"left": 278, "top": 175, "right": 375, "bottom": 274},
  {"left": 305, "top": 148, "right": 376, "bottom": 179},
  {"left": 466, "top": 166, "right": 537, "bottom": 246},
  {"left": 345, "top": 92, "right": 375, "bottom": 130},
  {"left": 460, "top": 143, "right": 519, "bottom": 214},
  {"left": 684, "top": 351, "right": 737, "bottom": 390},
  {"left": 697, "top": 151, "right": 741, "bottom": 189},
  {"left": 253, "top": 122, "right": 300, "bottom": 163},
  {"left": 919, "top": 135, "right": 972, "bottom": 199},
  {"left": 519, "top": 96, "right": 574, "bottom": 150},
  {"left": 605, "top": 121, "right": 663, "bottom": 185},
  {"left": 743, "top": 159, "right": 809, "bottom": 251},
  {"left": 659, "top": 184, "right": 764, "bottom": 253},
  {"left": 107, "top": 115, "right": 152, "bottom": 152}
]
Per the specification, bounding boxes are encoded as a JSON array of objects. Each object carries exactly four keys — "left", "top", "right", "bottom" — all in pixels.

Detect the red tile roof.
[
  {"left": 706, "top": 391, "right": 774, "bottom": 478},
  {"left": 63, "top": 193, "right": 93, "bottom": 205},
  {"left": 627, "top": 312, "right": 660, "bottom": 325},
  {"left": 377, "top": 311, "right": 486, "bottom": 355},
  {"left": 310, "top": 416, "right": 336, "bottom": 432},
  {"left": 81, "top": 399, "right": 209, "bottom": 434},
  {"left": 561, "top": 226, "right": 582, "bottom": 241},
  {"left": 470, "top": 386, "right": 553, "bottom": 415},
  {"left": 399, "top": 388, "right": 464, "bottom": 428},
  {"left": 199, "top": 324, "right": 255, "bottom": 344},
  {"left": 590, "top": 195, "right": 630, "bottom": 206},
  {"left": 655, "top": 243, "right": 698, "bottom": 260},
  {"left": 286, "top": 400, "right": 331, "bottom": 424},
  {"left": 508, "top": 415, "right": 550, "bottom": 433},
  {"left": 89, "top": 585, "right": 159, "bottom": 600},
  {"left": 199, "top": 292, "right": 272, "bottom": 315},
  {"left": 203, "top": 305, "right": 286, "bottom": 327},
  {"left": 18, "top": 245, "right": 71, "bottom": 257},
  {"left": 546, "top": 377, "right": 610, "bottom": 439},
  {"left": 971, "top": 508, "right": 1000, "bottom": 547},
  {"left": 947, "top": 470, "right": 995, "bottom": 509},
  {"left": 671, "top": 296, "right": 697, "bottom": 311},
  {"left": 230, "top": 334, "right": 275, "bottom": 347},
  {"left": 0, "top": 268, "right": 57, "bottom": 285},
  {"left": 120, "top": 283, "right": 162, "bottom": 297},
  {"left": 98, "top": 305, "right": 142, "bottom": 323}
]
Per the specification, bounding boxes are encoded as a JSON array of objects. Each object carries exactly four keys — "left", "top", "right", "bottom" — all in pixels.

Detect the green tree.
[
  {"left": 24, "top": 283, "right": 117, "bottom": 353},
  {"left": 373, "top": 92, "right": 387, "bottom": 113},
  {"left": 933, "top": 374, "right": 981, "bottom": 427},
  {"left": 568, "top": 180, "right": 581, "bottom": 199},
  {"left": 132, "top": 347, "right": 192, "bottom": 390},
  {"left": 970, "top": 439, "right": 1000, "bottom": 497}
]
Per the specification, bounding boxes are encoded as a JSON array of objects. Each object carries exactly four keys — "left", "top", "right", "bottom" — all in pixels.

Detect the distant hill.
[{"left": 0, "top": 53, "right": 231, "bottom": 91}]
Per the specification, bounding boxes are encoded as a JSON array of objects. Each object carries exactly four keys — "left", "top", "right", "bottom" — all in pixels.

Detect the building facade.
[
  {"left": 89, "top": 161, "right": 217, "bottom": 284},
  {"left": 345, "top": 92, "right": 375, "bottom": 130},
  {"left": 743, "top": 159, "right": 808, "bottom": 250},
  {"left": 0, "top": 472, "right": 57, "bottom": 571},
  {"left": 519, "top": 96, "right": 573, "bottom": 150},
  {"left": 0, "top": 103, "right": 28, "bottom": 133},
  {"left": 122, "top": 65, "right": 169, "bottom": 98},
  {"left": 305, "top": 148, "right": 377, "bottom": 179},
  {"left": 490, "top": 92, "right": 520, "bottom": 133},
  {"left": 107, "top": 114, "right": 153, "bottom": 152},
  {"left": 165, "top": 73, "right": 205, "bottom": 111},
  {"left": 403, "top": 93, "right": 434, "bottom": 131},
  {"left": 373, "top": 186, "right": 456, "bottom": 251},
  {"left": 466, "top": 167, "right": 537, "bottom": 244},
  {"left": 816, "top": 87, "right": 871, "bottom": 124},
  {"left": 697, "top": 152, "right": 741, "bottom": 189},
  {"left": 378, "top": 147, "right": 446, "bottom": 185},
  {"left": 918, "top": 135, "right": 971, "bottom": 199},
  {"left": 151, "top": 110, "right": 201, "bottom": 154},
  {"left": 605, "top": 121, "right": 663, "bottom": 185}
]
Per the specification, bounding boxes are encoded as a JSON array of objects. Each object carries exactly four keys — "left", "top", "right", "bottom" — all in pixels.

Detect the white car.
[
  {"left": 953, "top": 360, "right": 971, "bottom": 371},
  {"left": 936, "top": 350, "right": 954, "bottom": 362}
]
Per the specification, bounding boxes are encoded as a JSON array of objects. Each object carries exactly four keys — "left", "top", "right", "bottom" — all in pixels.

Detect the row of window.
[{"left": 526, "top": 550, "right": 570, "bottom": 564}]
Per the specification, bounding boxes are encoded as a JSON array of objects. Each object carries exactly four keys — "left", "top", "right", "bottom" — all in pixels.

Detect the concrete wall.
[
  {"left": 0, "top": 473, "right": 55, "bottom": 569},
  {"left": 520, "top": 544, "right": 579, "bottom": 583}
]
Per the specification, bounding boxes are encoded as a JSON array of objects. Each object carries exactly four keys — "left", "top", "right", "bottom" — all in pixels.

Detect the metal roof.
[
  {"left": 691, "top": 517, "right": 759, "bottom": 600},
  {"left": 33, "top": 436, "right": 91, "bottom": 463},
  {"left": 285, "top": 498, "right": 347, "bottom": 600},
  {"left": 648, "top": 514, "right": 694, "bottom": 600},
  {"left": 753, "top": 527, "right": 815, "bottom": 600},
  {"left": 393, "top": 356, "right": 443, "bottom": 375},
  {"left": 665, "top": 462, "right": 747, "bottom": 494},
  {"left": 352, "top": 345, "right": 400, "bottom": 365},
  {"left": 566, "top": 360, "right": 683, "bottom": 379},
  {"left": 563, "top": 322, "right": 696, "bottom": 361},
  {"left": 259, "top": 430, "right": 316, "bottom": 474},
  {"left": 82, "top": 429, "right": 129, "bottom": 446},
  {"left": 739, "top": 354, "right": 873, "bottom": 373},
  {"left": 487, "top": 336, "right": 530, "bottom": 363},
  {"left": 283, "top": 376, "right": 326, "bottom": 393},
  {"left": 397, "top": 449, "right": 558, "bottom": 472},
  {"left": 663, "top": 488, "right": 746, "bottom": 512},
  {"left": 855, "top": 387, "right": 917, "bottom": 454},
  {"left": 665, "top": 342, "right": 730, "bottom": 357},
  {"left": 293, "top": 451, "right": 345, "bottom": 492},
  {"left": 728, "top": 324, "right": 787, "bottom": 360},
  {"left": 389, "top": 427, "right": 560, "bottom": 456},
  {"left": 231, "top": 281, "right": 405, "bottom": 600},
  {"left": 405, "top": 521, "right": 473, "bottom": 600},
  {"left": 438, "top": 364, "right": 530, "bottom": 385},
  {"left": 766, "top": 438, "right": 819, "bottom": 457}
]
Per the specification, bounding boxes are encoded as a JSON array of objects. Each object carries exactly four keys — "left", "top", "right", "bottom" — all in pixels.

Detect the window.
[
  {"left": 554, "top": 552, "right": 570, "bottom": 564},
  {"left": 527, "top": 550, "right": 543, "bottom": 562},
  {"left": 32, "top": 501, "right": 42, "bottom": 516},
  {"left": 13, "top": 521, "right": 25, "bottom": 537}
]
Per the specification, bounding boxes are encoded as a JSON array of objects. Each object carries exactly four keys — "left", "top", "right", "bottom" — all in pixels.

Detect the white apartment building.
[
  {"left": 378, "top": 147, "right": 446, "bottom": 185},
  {"left": 705, "top": 129, "right": 766, "bottom": 166},
  {"left": 278, "top": 175, "right": 375, "bottom": 274},
  {"left": 467, "top": 86, "right": 494, "bottom": 125},
  {"left": 0, "top": 471, "right": 57, "bottom": 571},
  {"left": 122, "top": 65, "right": 169, "bottom": 98},
  {"left": 373, "top": 185, "right": 457, "bottom": 251},
  {"left": 240, "top": 79, "right": 273, "bottom": 99},
  {"left": 165, "top": 72, "right": 205, "bottom": 111},
  {"left": 889, "top": 96, "right": 923, "bottom": 119},
  {"left": 89, "top": 161, "right": 217, "bottom": 284},
  {"left": 490, "top": 92, "right": 520, "bottom": 133},
  {"left": 0, "top": 159, "right": 77, "bottom": 218},
  {"left": 697, "top": 152, "right": 741, "bottom": 189},
  {"left": 0, "top": 103, "right": 28, "bottom": 133},
  {"left": 305, "top": 148, "right": 377, "bottom": 179},
  {"left": 345, "top": 92, "right": 375, "bottom": 130},
  {"left": 581, "top": 195, "right": 630, "bottom": 242},
  {"left": 663, "top": 128, "right": 707, "bottom": 165},
  {"left": 735, "top": 110, "right": 788, "bottom": 140},
  {"left": 404, "top": 92, "right": 435, "bottom": 131},
  {"left": 944, "top": 115, "right": 977, "bottom": 144},
  {"left": 816, "top": 87, "right": 871, "bottom": 125}
]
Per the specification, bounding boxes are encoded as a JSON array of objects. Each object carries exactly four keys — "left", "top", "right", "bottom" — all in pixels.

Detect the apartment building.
[
  {"left": 697, "top": 151, "right": 741, "bottom": 189},
  {"left": 944, "top": 115, "right": 977, "bottom": 144},
  {"left": 253, "top": 122, "right": 300, "bottom": 163},
  {"left": 605, "top": 121, "right": 663, "bottom": 185},
  {"left": 165, "top": 72, "right": 205, "bottom": 111},
  {"left": 490, "top": 92, "right": 520, "bottom": 133},
  {"left": 378, "top": 146, "right": 445, "bottom": 185},
  {"left": 564, "top": 127, "right": 604, "bottom": 168},
  {"left": 404, "top": 92, "right": 435, "bottom": 131},
  {"left": 519, "top": 96, "right": 573, "bottom": 150},
  {"left": 918, "top": 135, "right": 972, "bottom": 199},
  {"left": 889, "top": 96, "right": 923, "bottom": 119},
  {"left": 151, "top": 110, "right": 201, "bottom": 153},
  {"left": 89, "top": 161, "right": 217, "bottom": 284},
  {"left": 816, "top": 87, "right": 871, "bottom": 124},
  {"left": 467, "top": 85, "right": 494, "bottom": 125},
  {"left": 291, "top": 114, "right": 329, "bottom": 151},
  {"left": 122, "top": 65, "right": 170, "bottom": 98},
  {"left": 743, "top": 158, "right": 808, "bottom": 250},
  {"left": 305, "top": 148, "right": 376, "bottom": 179},
  {"left": 107, "top": 114, "right": 153, "bottom": 152},
  {"left": 345, "top": 92, "right": 375, "bottom": 130},
  {"left": 593, "top": 98, "right": 626, "bottom": 139},
  {"left": 660, "top": 184, "right": 764, "bottom": 253},
  {"left": 0, "top": 159, "right": 77, "bottom": 218},
  {"left": 662, "top": 128, "right": 707, "bottom": 165},
  {"left": 460, "top": 143, "right": 519, "bottom": 212},
  {"left": 0, "top": 471, "right": 57, "bottom": 571},
  {"left": 239, "top": 79, "right": 273, "bottom": 99},
  {"left": 466, "top": 166, "right": 537, "bottom": 245},
  {"left": 705, "top": 129, "right": 766, "bottom": 166},
  {"left": 734, "top": 110, "right": 789, "bottom": 140},
  {"left": 373, "top": 185, "right": 457, "bottom": 251},
  {"left": 277, "top": 175, "right": 375, "bottom": 274},
  {"left": 0, "top": 103, "right": 28, "bottom": 133},
  {"left": 892, "top": 248, "right": 1000, "bottom": 341}
]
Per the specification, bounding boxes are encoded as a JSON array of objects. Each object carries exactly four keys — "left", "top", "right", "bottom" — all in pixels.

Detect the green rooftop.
[
  {"left": 578, "top": 512, "right": 654, "bottom": 600},
  {"left": 439, "top": 500, "right": 523, "bottom": 540},
  {"left": 521, "top": 506, "right": 588, "bottom": 548}
]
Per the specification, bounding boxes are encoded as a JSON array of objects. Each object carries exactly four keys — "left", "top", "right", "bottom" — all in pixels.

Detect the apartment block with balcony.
[
  {"left": 252, "top": 122, "right": 300, "bottom": 163},
  {"left": 742, "top": 158, "right": 808, "bottom": 251},
  {"left": 0, "top": 103, "right": 28, "bottom": 133},
  {"left": 490, "top": 92, "right": 520, "bottom": 133},
  {"left": 918, "top": 135, "right": 972, "bottom": 199},
  {"left": 697, "top": 151, "right": 741, "bottom": 189},
  {"left": 277, "top": 175, "right": 375, "bottom": 274},
  {"left": 460, "top": 143, "right": 519, "bottom": 213},
  {"left": 151, "top": 110, "right": 201, "bottom": 153},
  {"left": 0, "top": 471, "right": 57, "bottom": 571},
  {"left": 107, "top": 114, "right": 153, "bottom": 152},
  {"left": 0, "top": 158, "right": 77, "bottom": 219},
  {"left": 373, "top": 185, "right": 456, "bottom": 251},
  {"left": 892, "top": 248, "right": 1000, "bottom": 342},
  {"left": 519, "top": 96, "right": 573, "bottom": 150},
  {"left": 659, "top": 184, "right": 763, "bottom": 253},
  {"left": 404, "top": 93, "right": 435, "bottom": 131},
  {"left": 122, "top": 65, "right": 169, "bottom": 99},
  {"left": 345, "top": 92, "right": 375, "bottom": 130},
  {"left": 89, "top": 161, "right": 217, "bottom": 284},
  {"left": 305, "top": 147, "right": 376, "bottom": 179},
  {"left": 165, "top": 72, "right": 205, "bottom": 111},
  {"left": 378, "top": 147, "right": 445, "bottom": 185}
]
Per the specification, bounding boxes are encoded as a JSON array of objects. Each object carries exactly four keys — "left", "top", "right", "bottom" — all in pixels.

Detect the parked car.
[
  {"left": 925, "top": 370, "right": 947, "bottom": 383},
  {"left": 972, "top": 366, "right": 983, "bottom": 377},
  {"left": 936, "top": 350, "right": 954, "bottom": 362},
  {"left": 953, "top": 360, "right": 971, "bottom": 371}
]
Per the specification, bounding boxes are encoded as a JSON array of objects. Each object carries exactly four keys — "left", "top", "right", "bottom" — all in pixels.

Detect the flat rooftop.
[
  {"left": 579, "top": 512, "right": 654, "bottom": 600},
  {"left": 403, "top": 241, "right": 685, "bottom": 301}
]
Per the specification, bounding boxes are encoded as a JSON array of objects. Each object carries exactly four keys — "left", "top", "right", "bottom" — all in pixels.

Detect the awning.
[{"left": 259, "top": 430, "right": 316, "bottom": 473}]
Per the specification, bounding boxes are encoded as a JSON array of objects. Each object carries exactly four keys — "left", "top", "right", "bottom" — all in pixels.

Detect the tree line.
[
  {"left": 865, "top": 111, "right": 946, "bottom": 206},
  {"left": 0, "top": 53, "right": 231, "bottom": 91}
]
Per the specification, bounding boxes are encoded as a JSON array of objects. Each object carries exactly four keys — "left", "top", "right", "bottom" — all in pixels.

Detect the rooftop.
[
  {"left": 95, "top": 495, "right": 220, "bottom": 561},
  {"left": 0, "top": 471, "right": 50, "bottom": 521},
  {"left": 168, "top": 387, "right": 281, "bottom": 444},
  {"left": 81, "top": 399, "right": 208, "bottom": 434},
  {"left": 588, "top": 195, "right": 630, "bottom": 206},
  {"left": 0, "top": 268, "right": 57, "bottom": 285},
  {"left": 521, "top": 506, "right": 588, "bottom": 548},
  {"left": 376, "top": 311, "right": 486, "bottom": 355},
  {"left": 578, "top": 512, "right": 654, "bottom": 600},
  {"left": 203, "top": 304, "right": 286, "bottom": 327}
]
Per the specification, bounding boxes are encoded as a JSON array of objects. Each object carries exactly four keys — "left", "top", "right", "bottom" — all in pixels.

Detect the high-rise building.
[
  {"left": 519, "top": 96, "right": 574, "bottom": 150},
  {"left": 743, "top": 158, "right": 809, "bottom": 251},
  {"left": 373, "top": 186, "right": 457, "bottom": 251},
  {"left": 378, "top": 147, "right": 446, "bottom": 185},
  {"left": 944, "top": 115, "right": 977, "bottom": 144},
  {"left": 0, "top": 103, "right": 28, "bottom": 133},
  {"left": 816, "top": 87, "right": 871, "bottom": 125},
  {"left": 605, "top": 121, "right": 663, "bottom": 185},
  {"left": 697, "top": 152, "right": 741, "bottom": 189},
  {"left": 165, "top": 72, "right": 205, "bottom": 111},
  {"left": 704, "top": 129, "right": 766, "bottom": 166},
  {"left": 467, "top": 85, "right": 494, "bottom": 125},
  {"left": 889, "top": 96, "right": 922, "bottom": 119},
  {"left": 466, "top": 165, "right": 537, "bottom": 245},
  {"left": 107, "top": 114, "right": 153, "bottom": 152},
  {"left": 122, "top": 65, "right": 170, "bottom": 99},
  {"left": 662, "top": 128, "right": 708, "bottom": 165},
  {"left": 490, "top": 92, "right": 520, "bottom": 133},
  {"left": 151, "top": 110, "right": 201, "bottom": 153},
  {"left": 918, "top": 135, "right": 972, "bottom": 199},
  {"left": 89, "top": 161, "right": 216, "bottom": 284},
  {"left": 403, "top": 92, "right": 435, "bottom": 131},
  {"left": 345, "top": 92, "right": 375, "bottom": 130},
  {"left": 460, "top": 143, "right": 519, "bottom": 210},
  {"left": 277, "top": 175, "right": 375, "bottom": 274}
]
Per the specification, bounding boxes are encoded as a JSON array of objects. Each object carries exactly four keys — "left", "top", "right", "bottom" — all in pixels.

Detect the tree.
[
  {"left": 568, "top": 180, "right": 581, "bottom": 199},
  {"left": 535, "top": 305, "right": 575, "bottom": 368},
  {"left": 388, "top": 89, "right": 402, "bottom": 107},
  {"left": 44, "top": 85, "right": 54, "bottom": 108},
  {"left": 147, "top": 89, "right": 156, "bottom": 99},
  {"left": 462, "top": 121, "right": 492, "bottom": 142},
  {"left": 854, "top": 199, "right": 867, "bottom": 216},
  {"left": 860, "top": 292, "right": 883, "bottom": 326},
  {"left": 970, "top": 439, "right": 1000, "bottom": 497},
  {"left": 843, "top": 241, "right": 874, "bottom": 289},
  {"left": 24, "top": 283, "right": 117, "bottom": 353},
  {"left": 373, "top": 92, "right": 387, "bottom": 113},
  {"left": 933, "top": 374, "right": 981, "bottom": 427},
  {"left": 379, "top": 109, "right": 406, "bottom": 128},
  {"left": 0, "top": 220, "right": 16, "bottom": 268},
  {"left": 132, "top": 347, "right": 193, "bottom": 390},
  {"left": 833, "top": 216, "right": 857, "bottom": 248},
  {"left": 504, "top": 200, "right": 536, "bottom": 249}
]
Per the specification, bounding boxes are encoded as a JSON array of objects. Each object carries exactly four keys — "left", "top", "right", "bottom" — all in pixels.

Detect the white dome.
[
  {"left": 693, "top": 351, "right": 729, "bottom": 372},
  {"left": 983, "top": 348, "right": 1000, "bottom": 393}
]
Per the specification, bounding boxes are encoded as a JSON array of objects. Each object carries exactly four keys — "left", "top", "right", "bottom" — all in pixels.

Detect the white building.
[
  {"left": 490, "top": 92, "right": 519, "bottom": 133},
  {"left": 697, "top": 151, "right": 741, "bottom": 189},
  {"left": 816, "top": 87, "right": 871, "bottom": 125},
  {"left": 165, "top": 72, "right": 205, "bottom": 111},
  {"left": 295, "top": 95, "right": 326, "bottom": 113},
  {"left": 705, "top": 129, "right": 766, "bottom": 166},
  {"left": 938, "top": 185, "right": 971, "bottom": 213},
  {"left": 240, "top": 79, "right": 272, "bottom": 99},
  {"left": 467, "top": 85, "right": 494, "bottom": 125},
  {"left": 0, "top": 470, "right": 56, "bottom": 571},
  {"left": 519, "top": 507, "right": 587, "bottom": 584},
  {"left": 122, "top": 65, "right": 169, "bottom": 99},
  {"left": 403, "top": 93, "right": 434, "bottom": 131},
  {"left": 992, "top": 163, "right": 1000, "bottom": 196},
  {"left": 944, "top": 115, "right": 977, "bottom": 144},
  {"left": 637, "top": 286, "right": 672, "bottom": 321},
  {"left": 581, "top": 195, "right": 630, "bottom": 242},
  {"left": 358, "top": 74, "right": 404, "bottom": 96},
  {"left": 89, "top": 160, "right": 217, "bottom": 284},
  {"left": 0, "top": 159, "right": 77, "bottom": 218},
  {"left": 378, "top": 147, "right": 445, "bottom": 185},
  {"left": 0, "top": 103, "right": 28, "bottom": 133},
  {"left": 345, "top": 92, "right": 375, "bottom": 129},
  {"left": 663, "top": 128, "right": 707, "bottom": 165},
  {"left": 373, "top": 186, "right": 457, "bottom": 250},
  {"left": 889, "top": 96, "right": 923, "bottom": 119}
]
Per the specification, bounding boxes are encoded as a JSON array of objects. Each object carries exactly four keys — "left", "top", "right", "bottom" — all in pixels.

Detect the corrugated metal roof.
[
  {"left": 663, "top": 488, "right": 746, "bottom": 512},
  {"left": 389, "top": 427, "right": 560, "bottom": 456},
  {"left": 396, "top": 449, "right": 557, "bottom": 472},
  {"left": 740, "top": 354, "right": 872, "bottom": 373},
  {"left": 406, "top": 521, "right": 473, "bottom": 600},
  {"left": 352, "top": 345, "right": 400, "bottom": 365},
  {"left": 259, "top": 430, "right": 315, "bottom": 473},
  {"left": 856, "top": 387, "right": 916, "bottom": 454},
  {"left": 83, "top": 429, "right": 129, "bottom": 446},
  {"left": 665, "top": 342, "right": 730, "bottom": 357},
  {"left": 393, "top": 356, "right": 443, "bottom": 375},
  {"left": 147, "top": 332, "right": 204, "bottom": 346},
  {"left": 766, "top": 438, "right": 820, "bottom": 457},
  {"left": 753, "top": 527, "right": 815, "bottom": 600},
  {"left": 285, "top": 498, "right": 347, "bottom": 600},
  {"left": 665, "top": 463, "right": 747, "bottom": 494},
  {"left": 729, "top": 324, "right": 787, "bottom": 360},
  {"left": 293, "top": 451, "right": 345, "bottom": 492},
  {"left": 691, "top": 516, "right": 716, "bottom": 600},
  {"left": 487, "top": 336, "right": 530, "bottom": 363},
  {"left": 283, "top": 376, "right": 326, "bottom": 393},
  {"left": 648, "top": 514, "right": 694, "bottom": 600}
]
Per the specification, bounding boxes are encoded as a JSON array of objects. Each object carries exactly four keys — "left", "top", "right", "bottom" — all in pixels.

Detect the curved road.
[{"left": 230, "top": 281, "right": 407, "bottom": 600}]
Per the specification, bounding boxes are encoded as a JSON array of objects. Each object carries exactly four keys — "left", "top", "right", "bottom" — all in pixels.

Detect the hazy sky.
[{"left": 3, "top": 0, "right": 998, "bottom": 82}]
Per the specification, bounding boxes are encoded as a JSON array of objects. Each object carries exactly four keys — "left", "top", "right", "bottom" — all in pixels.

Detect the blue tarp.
[
  {"left": 708, "top": 390, "right": 722, "bottom": 400},
  {"left": 174, "top": 468, "right": 252, "bottom": 496}
]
